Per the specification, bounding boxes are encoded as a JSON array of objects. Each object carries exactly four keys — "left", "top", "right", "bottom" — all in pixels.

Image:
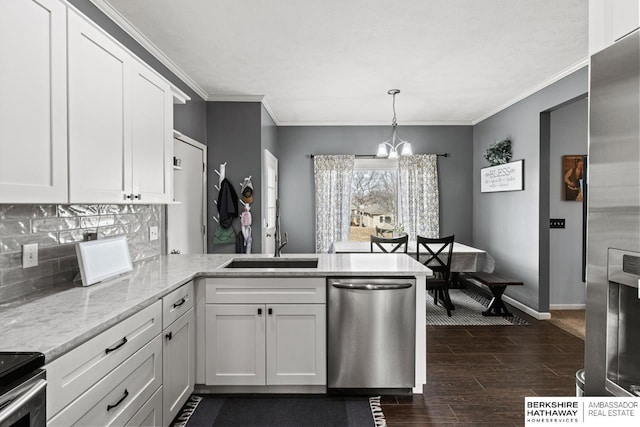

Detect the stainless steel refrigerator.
[{"left": 584, "top": 30, "right": 640, "bottom": 396}]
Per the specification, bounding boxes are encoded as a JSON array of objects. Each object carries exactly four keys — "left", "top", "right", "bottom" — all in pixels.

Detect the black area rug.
[
  {"left": 426, "top": 288, "right": 529, "bottom": 326},
  {"left": 171, "top": 395, "right": 386, "bottom": 427}
]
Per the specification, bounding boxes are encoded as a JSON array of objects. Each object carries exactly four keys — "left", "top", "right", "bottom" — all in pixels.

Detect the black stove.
[{"left": 0, "top": 352, "right": 44, "bottom": 396}]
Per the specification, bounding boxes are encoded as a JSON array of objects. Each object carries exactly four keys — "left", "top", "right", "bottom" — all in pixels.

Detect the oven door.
[{"left": 0, "top": 370, "right": 46, "bottom": 427}]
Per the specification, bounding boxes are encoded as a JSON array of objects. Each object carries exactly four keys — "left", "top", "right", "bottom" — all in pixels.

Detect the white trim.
[
  {"left": 261, "top": 98, "right": 281, "bottom": 126},
  {"left": 207, "top": 94, "right": 265, "bottom": 102},
  {"left": 171, "top": 86, "right": 190, "bottom": 104},
  {"left": 549, "top": 304, "right": 586, "bottom": 310},
  {"left": 88, "top": 0, "right": 208, "bottom": 100},
  {"left": 277, "top": 120, "right": 472, "bottom": 126},
  {"left": 472, "top": 57, "right": 589, "bottom": 125},
  {"left": 173, "top": 130, "right": 207, "bottom": 152},
  {"left": 502, "top": 295, "right": 552, "bottom": 320}
]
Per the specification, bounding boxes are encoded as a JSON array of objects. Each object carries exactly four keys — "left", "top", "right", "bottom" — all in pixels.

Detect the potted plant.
[{"left": 484, "top": 138, "right": 512, "bottom": 166}]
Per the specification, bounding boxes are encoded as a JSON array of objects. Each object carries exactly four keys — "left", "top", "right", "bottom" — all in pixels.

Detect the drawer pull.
[
  {"left": 106, "top": 389, "right": 129, "bottom": 411},
  {"left": 268, "top": 308, "right": 273, "bottom": 315},
  {"left": 257, "top": 308, "right": 262, "bottom": 315},
  {"left": 165, "top": 332, "right": 173, "bottom": 340},
  {"left": 173, "top": 298, "right": 186, "bottom": 309},
  {"left": 105, "top": 337, "right": 127, "bottom": 354}
]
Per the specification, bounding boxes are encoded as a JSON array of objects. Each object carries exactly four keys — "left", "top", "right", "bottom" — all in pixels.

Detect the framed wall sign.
[{"left": 480, "top": 159, "right": 524, "bottom": 193}]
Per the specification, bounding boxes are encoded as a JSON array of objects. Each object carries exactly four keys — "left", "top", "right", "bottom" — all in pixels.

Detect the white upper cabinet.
[
  {"left": 590, "top": 0, "right": 640, "bottom": 55},
  {"left": 68, "top": 10, "right": 131, "bottom": 203},
  {"left": 0, "top": 0, "right": 68, "bottom": 203},
  {"left": 130, "top": 62, "right": 173, "bottom": 203},
  {"left": 68, "top": 10, "right": 173, "bottom": 204}
]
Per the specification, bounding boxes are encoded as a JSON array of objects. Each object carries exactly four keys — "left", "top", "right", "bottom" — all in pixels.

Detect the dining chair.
[
  {"left": 417, "top": 235, "right": 455, "bottom": 317},
  {"left": 375, "top": 226, "right": 393, "bottom": 237},
  {"left": 370, "top": 235, "right": 409, "bottom": 253}
]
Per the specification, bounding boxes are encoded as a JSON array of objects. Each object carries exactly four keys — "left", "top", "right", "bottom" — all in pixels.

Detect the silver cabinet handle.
[
  {"left": 123, "top": 193, "right": 133, "bottom": 200},
  {"left": 133, "top": 194, "right": 142, "bottom": 200},
  {"left": 331, "top": 282, "right": 413, "bottom": 290},
  {"left": 0, "top": 379, "right": 46, "bottom": 425}
]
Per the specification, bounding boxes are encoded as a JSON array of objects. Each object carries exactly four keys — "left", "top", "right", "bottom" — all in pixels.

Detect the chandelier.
[{"left": 376, "top": 89, "right": 412, "bottom": 159}]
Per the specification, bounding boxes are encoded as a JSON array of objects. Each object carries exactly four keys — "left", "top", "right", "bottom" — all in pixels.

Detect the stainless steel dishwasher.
[{"left": 327, "top": 277, "right": 415, "bottom": 394}]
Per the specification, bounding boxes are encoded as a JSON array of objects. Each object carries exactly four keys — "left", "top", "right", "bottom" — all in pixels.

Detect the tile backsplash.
[{"left": 0, "top": 204, "right": 161, "bottom": 304}]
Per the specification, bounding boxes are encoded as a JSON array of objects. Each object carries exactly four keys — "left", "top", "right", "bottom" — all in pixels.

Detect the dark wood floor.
[{"left": 380, "top": 310, "right": 585, "bottom": 426}]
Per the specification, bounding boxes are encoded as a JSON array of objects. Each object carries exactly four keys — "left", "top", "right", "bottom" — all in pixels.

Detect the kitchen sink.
[{"left": 224, "top": 258, "right": 319, "bottom": 269}]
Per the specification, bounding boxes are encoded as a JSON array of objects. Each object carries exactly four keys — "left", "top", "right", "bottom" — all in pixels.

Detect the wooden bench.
[{"left": 467, "top": 272, "right": 523, "bottom": 317}]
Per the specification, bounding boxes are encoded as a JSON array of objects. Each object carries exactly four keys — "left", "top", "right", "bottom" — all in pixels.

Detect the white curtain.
[
  {"left": 314, "top": 155, "right": 355, "bottom": 253},
  {"left": 398, "top": 154, "right": 440, "bottom": 240}
]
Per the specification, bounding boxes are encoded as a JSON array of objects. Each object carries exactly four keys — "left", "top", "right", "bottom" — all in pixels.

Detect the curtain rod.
[{"left": 308, "top": 153, "right": 448, "bottom": 159}]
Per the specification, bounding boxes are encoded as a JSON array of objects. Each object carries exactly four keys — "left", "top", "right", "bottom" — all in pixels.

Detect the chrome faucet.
[{"left": 274, "top": 199, "right": 287, "bottom": 257}]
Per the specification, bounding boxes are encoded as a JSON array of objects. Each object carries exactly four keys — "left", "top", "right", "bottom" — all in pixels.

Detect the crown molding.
[
  {"left": 471, "top": 57, "right": 589, "bottom": 125},
  {"left": 276, "top": 120, "right": 473, "bottom": 127},
  {"left": 207, "top": 95, "right": 265, "bottom": 102},
  {"left": 89, "top": 0, "right": 209, "bottom": 101}
]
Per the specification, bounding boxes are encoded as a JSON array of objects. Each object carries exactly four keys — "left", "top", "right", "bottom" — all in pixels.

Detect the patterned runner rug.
[
  {"left": 426, "top": 288, "right": 529, "bottom": 326},
  {"left": 171, "top": 395, "right": 387, "bottom": 427}
]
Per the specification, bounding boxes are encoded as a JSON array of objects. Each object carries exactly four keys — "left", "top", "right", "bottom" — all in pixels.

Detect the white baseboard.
[
  {"left": 502, "top": 295, "right": 552, "bottom": 320},
  {"left": 549, "top": 304, "right": 586, "bottom": 310}
]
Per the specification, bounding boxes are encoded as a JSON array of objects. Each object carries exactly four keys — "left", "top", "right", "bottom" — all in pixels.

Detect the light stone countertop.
[{"left": 0, "top": 253, "right": 431, "bottom": 362}]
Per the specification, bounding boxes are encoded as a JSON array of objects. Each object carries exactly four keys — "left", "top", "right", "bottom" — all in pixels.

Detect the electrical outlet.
[
  {"left": 550, "top": 218, "right": 566, "bottom": 229},
  {"left": 149, "top": 226, "right": 159, "bottom": 241},
  {"left": 22, "top": 243, "right": 38, "bottom": 268}
]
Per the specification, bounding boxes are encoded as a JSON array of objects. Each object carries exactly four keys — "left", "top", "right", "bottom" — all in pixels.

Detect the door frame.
[
  {"left": 262, "top": 149, "right": 278, "bottom": 254},
  {"left": 163, "top": 130, "right": 207, "bottom": 254}
]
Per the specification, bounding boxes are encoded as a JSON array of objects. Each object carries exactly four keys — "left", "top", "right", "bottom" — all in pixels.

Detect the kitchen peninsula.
[{"left": 0, "top": 253, "right": 430, "bottom": 424}]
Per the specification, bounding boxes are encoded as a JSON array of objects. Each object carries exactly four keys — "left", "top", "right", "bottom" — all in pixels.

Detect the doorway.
[
  {"left": 166, "top": 134, "right": 207, "bottom": 254},
  {"left": 262, "top": 149, "right": 278, "bottom": 254}
]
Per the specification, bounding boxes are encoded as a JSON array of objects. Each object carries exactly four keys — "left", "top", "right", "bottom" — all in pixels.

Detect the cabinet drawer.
[
  {"left": 163, "top": 281, "right": 194, "bottom": 329},
  {"left": 125, "top": 386, "right": 162, "bottom": 427},
  {"left": 205, "top": 278, "right": 325, "bottom": 304},
  {"left": 46, "top": 301, "right": 162, "bottom": 419},
  {"left": 48, "top": 334, "right": 162, "bottom": 427}
]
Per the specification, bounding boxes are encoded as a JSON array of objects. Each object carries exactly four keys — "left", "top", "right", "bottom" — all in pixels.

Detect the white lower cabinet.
[
  {"left": 205, "top": 296, "right": 326, "bottom": 387},
  {"left": 48, "top": 335, "right": 162, "bottom": 427},
  {"left": 162, "top": 308, "right": 195, "bottom": 426},
  {"left": 125, "top": 387, "right": 163, "bottom": 427}
]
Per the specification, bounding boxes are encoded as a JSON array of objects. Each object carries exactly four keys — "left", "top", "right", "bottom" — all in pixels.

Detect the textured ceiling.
[{"left": 103, "top": 0, "right": 588, "bottom": 124}]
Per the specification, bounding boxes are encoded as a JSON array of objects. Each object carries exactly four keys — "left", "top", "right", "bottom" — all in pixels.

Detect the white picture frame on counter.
[{"left": 480, "top": 159, "right": 524, "bottom": 193}]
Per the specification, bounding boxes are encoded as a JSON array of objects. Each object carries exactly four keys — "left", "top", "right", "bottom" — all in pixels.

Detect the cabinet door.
[
  {"left": 205, "top": 304, "right": 265, "bottom": 386},
  {"left": 266, "top": 304, "right": 326, "bottom": 385},
  {"left": 68, "top": 10, "right": 132, "bottom": 203},
  {"left": 0, "top": 0, "right": 67, "bottom": 203},
  {"left": 125, "top": 387, "right": 162, "bottom": 427},
  {"left": 612, "top": 0, "right": 640, "bottom": 42},
  {"left": 163, "top": 308, "right": 195, "bottom": 427},
  {"left": 131, "top": 62, "right": 173, "bottom": 203}
]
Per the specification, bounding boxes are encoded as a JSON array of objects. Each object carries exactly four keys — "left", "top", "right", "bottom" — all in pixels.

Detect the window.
[{"left": 349, "top": 159, "right": 398, "bottom": 241}]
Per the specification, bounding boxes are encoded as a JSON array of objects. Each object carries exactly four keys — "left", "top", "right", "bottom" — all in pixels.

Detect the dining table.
[{"left": 330, "top": 240, "right": 495, "bottom": 274}]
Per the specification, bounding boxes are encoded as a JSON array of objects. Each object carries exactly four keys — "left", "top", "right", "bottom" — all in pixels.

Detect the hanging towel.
[
  {"left": 241, "top": 210, "right": 252, "bottom": 227},
  {"left": 242, "top": 225, "right": 252, "bottom": 254},
  {"left": 217, "top": 178, "right": 239, "bottom": 228}
]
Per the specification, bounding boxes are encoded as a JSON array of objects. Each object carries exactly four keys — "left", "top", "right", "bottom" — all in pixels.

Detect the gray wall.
[
  {"left": 549, "top": 98, "right": 588, "bottom": 306},
  {"left": 207, "top": 102, "right": 263, "bottom": 253},
  {"left": 278, "top": 126, "right": 474, "bottom": 253},
  {"left": 67, "top": 0, "right": 207, "bottom": 142},
  {"left": 472, "top": 67, "right": 588, "bottom": 312}
]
